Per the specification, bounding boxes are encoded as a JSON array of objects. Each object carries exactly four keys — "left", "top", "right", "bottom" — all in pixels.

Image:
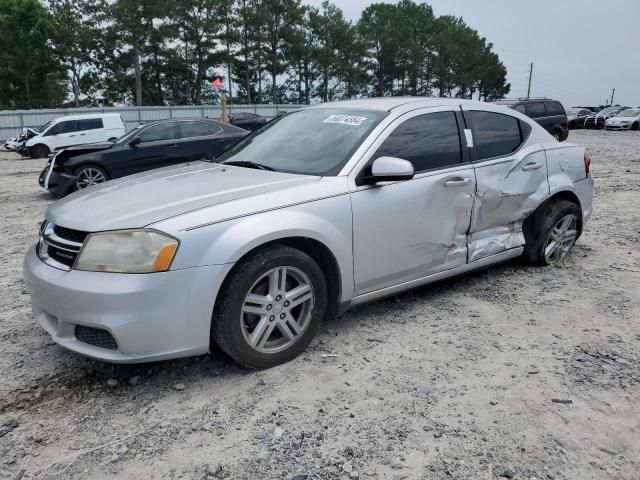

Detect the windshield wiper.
[{"left": 222, "top": 160, "right": 275, "bottom": 171}]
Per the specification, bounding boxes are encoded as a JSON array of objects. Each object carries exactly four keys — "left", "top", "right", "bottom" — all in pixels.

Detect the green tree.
[{"left": 0, "top": 0, "right": 66, "bottom": 108}]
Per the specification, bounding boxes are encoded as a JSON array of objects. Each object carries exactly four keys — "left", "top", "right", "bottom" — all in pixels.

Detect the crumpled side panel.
[{"left": 469, "top": 149, "right": 549, "bottom": 262}]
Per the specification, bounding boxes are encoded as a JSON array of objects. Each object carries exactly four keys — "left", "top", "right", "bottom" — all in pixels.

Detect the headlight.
[{"left": 74, "top": 229, "right": 179, "bottom": 273}]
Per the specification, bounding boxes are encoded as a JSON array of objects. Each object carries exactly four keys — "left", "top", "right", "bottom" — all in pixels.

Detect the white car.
[
  {"left": 25, "top": 113, "right": 126, "bottom": 158},
  {"left": 605, "top": 109, "right": 640, "bottom": 131}
]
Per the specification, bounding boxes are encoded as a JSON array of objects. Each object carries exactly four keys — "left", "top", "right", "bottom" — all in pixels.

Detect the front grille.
[
  {"left": 54, "top": 225, "right": 89, "bottom": 243},
  {"left": 38, "top": 222, "right": 86, "bottom": 270},
  {"left": 75, "top": 325, "right": 118, "bottom": 350}
]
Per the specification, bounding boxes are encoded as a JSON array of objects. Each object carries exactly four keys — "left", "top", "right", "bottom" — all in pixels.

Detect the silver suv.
[{"left": 24, "top": 98, "right": 594, "bottom": 369}]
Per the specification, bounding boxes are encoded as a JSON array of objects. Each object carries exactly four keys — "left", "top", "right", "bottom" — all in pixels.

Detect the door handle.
[
  {"left": 522, "top": 162, "right": 543, "bottom": 171},
  {"left": 166, "top": 144, "right": 179, "bottom": 149},
  {"left": 79, "top": 133, "right": 86, "bottom": 136},
  {"left": 443, "top": 177, "right": 471, "bottom": 187}
]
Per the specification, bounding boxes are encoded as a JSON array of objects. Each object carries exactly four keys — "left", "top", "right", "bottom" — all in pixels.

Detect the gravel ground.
[{"left": 0, "top": 130, "right": 639, "bottom": 480}]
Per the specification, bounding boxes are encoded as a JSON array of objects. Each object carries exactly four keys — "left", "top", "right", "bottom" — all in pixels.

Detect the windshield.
[
  {"left": 217, "top": 109, "right": 387, "bottom": 176},
  {"left": 596, "top": 107, "right": 618, "bottom": 116},
  {"left": 617, "top": 109, "right": 639, "bottom": 117},
  {"left": 37, "top": 121, "right": 54, "bottom": 133},
  {"left": 115, "top": 125, "right": 144, "bottom": 144},
  {"left": 566, "top": 109, "right": 580, "bottom": 116}
]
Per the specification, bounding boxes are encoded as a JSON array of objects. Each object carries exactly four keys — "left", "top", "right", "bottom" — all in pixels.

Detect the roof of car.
[
  {"left": 307, "top": 97, "right": 495, "bottom": 112},
  {"left": 53, "top": 113, "right": 122, "bottom": 121}
]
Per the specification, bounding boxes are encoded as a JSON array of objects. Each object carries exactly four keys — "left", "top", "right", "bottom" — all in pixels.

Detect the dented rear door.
[{"left": 462, "top": 108, "right": 549, "bottom": 262}]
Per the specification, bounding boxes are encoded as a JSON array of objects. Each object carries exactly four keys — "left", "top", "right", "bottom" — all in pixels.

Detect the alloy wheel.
[
  {"left": 544, "top": 214, "right": 578, "bottom": 263},
  {"left": 240, "top": 266, "right": 314, "bottom": 354},
  {"left": 75, "top": 168, "right": 106, "bottom": 189}
]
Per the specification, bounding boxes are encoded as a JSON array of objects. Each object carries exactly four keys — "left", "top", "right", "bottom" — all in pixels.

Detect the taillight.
[{"left": 584, "top": 151, "right": 591, "bottom": 176}]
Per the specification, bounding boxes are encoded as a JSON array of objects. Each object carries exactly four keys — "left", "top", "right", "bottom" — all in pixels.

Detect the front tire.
[
  {"left": 73, "top": 165, "right": 109, "bottom": 190},
  {"left": 632, "top": 122, "right": 639, "bottom": 131},
  {"left": 31, "top": 144, "right": 50, "bottom": 158},
  {"left": 524, "top": 200, "right": 581, "bottom": 266},
  {"left": 212, "top": 245, "right": 328, "bottom": 369},
  {"left": 552, "top": 129, "right": 562, "bottom": 141}
]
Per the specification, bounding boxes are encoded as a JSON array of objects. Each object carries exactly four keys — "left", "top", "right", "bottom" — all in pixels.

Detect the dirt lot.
[{"left": 0, "top": 130, "right": 638, "bottom": 480}]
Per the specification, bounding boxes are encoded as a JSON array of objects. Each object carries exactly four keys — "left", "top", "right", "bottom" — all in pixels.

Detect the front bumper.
[
  {"left": 38, "top": 167, "right": 77, "bottom": 196},
  {"left": 605, "top": 124, "right": 632, "bottom": 130},
  {"left": 23, "top": 245, "right": 232, "bottom": 363}
]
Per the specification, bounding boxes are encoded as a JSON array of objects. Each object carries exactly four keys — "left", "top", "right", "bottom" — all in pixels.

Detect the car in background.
[
  {"left": 566, "top": 108, "right": 593, "bottom": 129},
  {"left": 605, "top": 109, "right": 640, "bottom": 131},
  {"left": 495, "top": 98, "right": 568, "bottom": 141},
  {"left": 583, "top": 106, "right": 630, "bottom": 129},
  {"left": 229, "top": 112, "right": 268, "bottom": 131},
  {"left": 24, "top": 98, "right": 593, "bottom": 368},
  {"left": 25, "top": 114, "right": 126, "bottom": 158},
  {"left": 38, "top": 118, "right": 248, "bottom": 196},
  {"left": 3, "top": 127, "right": 39, "bottom": 152}
]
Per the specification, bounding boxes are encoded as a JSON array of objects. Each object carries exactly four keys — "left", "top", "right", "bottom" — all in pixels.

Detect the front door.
[
  {"left": 350, "top": 108, "right": 475, "bottom": 296},
  {"left": 117, "top": 121, "right": 180, "bottom": 176},
  {"left": 462, "top": 107, "right": 549, "bottom": 262}
]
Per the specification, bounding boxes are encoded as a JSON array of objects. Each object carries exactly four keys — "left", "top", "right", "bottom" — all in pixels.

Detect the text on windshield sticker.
[{"left": 324, "top": 114, "right": 368, "bottom": 126}]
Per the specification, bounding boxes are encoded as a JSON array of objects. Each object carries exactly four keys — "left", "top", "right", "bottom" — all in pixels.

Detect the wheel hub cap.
[
  {"left": 240, "top": 266, "right": 315, "bottom": 354},
  {"left": 544, "top": 214, "right": 578, "bottom": 263}
]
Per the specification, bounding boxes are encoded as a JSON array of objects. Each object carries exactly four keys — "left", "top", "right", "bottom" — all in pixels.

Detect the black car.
[
  {"left": 582, "top": 105, "right": 630, "bottom": 129},
  {"left": 495, "top": 98, "right": 569, "bottom": 141},
  {"left": 566, "top": 108, "right": 593, "bottom": 130},
  {"left": 39, "top": 118, "right": 248, "bottom": 196},
  {"left": 229, "top": 112, "right": 268, "bottom": 131}
]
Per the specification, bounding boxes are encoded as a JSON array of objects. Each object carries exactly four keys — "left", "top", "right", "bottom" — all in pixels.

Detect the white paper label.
[{"left": 323, "top": 114, "right": 367, "bottom": 126}]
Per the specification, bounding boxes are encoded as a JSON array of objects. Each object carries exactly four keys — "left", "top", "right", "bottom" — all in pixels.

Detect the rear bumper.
[
  {"left": 23, "top": 244, "right": 232, "bottom": 363},
  {"left": 574, "top": 176, "right": 594, "bottom": 227}
]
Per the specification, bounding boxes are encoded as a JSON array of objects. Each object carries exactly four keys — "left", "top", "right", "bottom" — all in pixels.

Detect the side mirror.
[
  {"left": 128, "top": 137, "right": 141, "bottom": 147},
  {"left": 365, "top": 156, "right": 414, "bottom": 184}
]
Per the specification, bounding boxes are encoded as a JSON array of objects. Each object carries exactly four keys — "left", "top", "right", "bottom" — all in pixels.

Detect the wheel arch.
[
  {"left": 524, "top": 188, "right": 583, "bottom": 239},
  {"left": 215, "top": 236, "right": 344, "bottom": 320}
]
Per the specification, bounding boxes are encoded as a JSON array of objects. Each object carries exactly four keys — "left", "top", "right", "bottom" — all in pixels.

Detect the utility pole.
[
  {"left": 610, "top": 88, "right": 615, "bottom": 106},
  {"left": 527, "top": 62, "right": 533, "bottom": 99}
]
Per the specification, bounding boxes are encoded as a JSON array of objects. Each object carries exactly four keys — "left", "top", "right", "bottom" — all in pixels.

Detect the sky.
[{"left": 303, "top": 0, "right": 640, "bottom": 108}]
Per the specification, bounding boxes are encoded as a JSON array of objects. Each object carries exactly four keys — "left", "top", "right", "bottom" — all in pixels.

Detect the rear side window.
[
  {"left": 512, "top": 104, "right": 526, "bottom": 114},
  {"left": 374, "top": 111, "right": 462, "bottom": 173},
  {"left": 180, "top": 121, "right": 222, "bottom": 138},
  {"left": 525, "top": 102, "right": 546, "bottom": 118},
  {"left": 545, "top": 102, "right": 565, "bottom": 116},
  {"left": 76, "top": 118, "right": 104, "bottom": 131},
  {"left": 137, "top": 122, "right": 178, "bottom": 143},
  {"left": 467, "top": 111, "right": 524, "bottom": 160}
]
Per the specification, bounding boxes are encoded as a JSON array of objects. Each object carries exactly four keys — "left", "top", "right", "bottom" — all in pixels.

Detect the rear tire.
[
  {"left": 523, "top": 200, "right": 581, "bottom": 266},
  {"left": 31, "top": 144, "right": 50, "bottom": 158},
  {"left": 552, "top": 129, "right": 562, "bottom": 141},
  {"left": 211, "top": 245, "right": 327, "bottom": 369}
]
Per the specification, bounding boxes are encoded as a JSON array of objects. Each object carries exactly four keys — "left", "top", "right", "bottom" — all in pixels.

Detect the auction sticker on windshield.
[{"left": 324, "top": 114, "right": 368, "bottom": 126}]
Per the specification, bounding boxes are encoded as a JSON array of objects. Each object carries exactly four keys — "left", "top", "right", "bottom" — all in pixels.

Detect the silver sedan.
[{"left": 24, "top": 98, "right": 594, "bottom": 368}]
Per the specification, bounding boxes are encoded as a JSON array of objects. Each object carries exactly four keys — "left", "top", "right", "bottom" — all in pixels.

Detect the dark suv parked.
[{"left": 495, "top": 98, "right": 568, "bottom": 141}]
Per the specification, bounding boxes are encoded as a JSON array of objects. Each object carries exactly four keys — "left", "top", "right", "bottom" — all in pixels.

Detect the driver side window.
[
  {"left": 373, "top": 111, "right": 463, "bottom": 173},
  {"left": 137, "top": 122, "right": 178, "bottom": 143}
]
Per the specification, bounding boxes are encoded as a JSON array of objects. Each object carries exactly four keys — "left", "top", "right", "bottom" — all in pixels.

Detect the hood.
[
  {"left": 46, "top": 162, "right": 321, "bottom": 231},
  {"left": 64, "top": 142, "right": 115, "bottom": 152}
]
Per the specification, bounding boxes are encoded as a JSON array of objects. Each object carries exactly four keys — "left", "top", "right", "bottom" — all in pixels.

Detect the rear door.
[
  {"left": 525, "top": 102, "right": 549, "bottom": 131},
  {"left": 178, "top": 120, "right": 225, "bottom": 162},
  {"left": 462, "top": 108, "right": 549, "bottom": 262},
  {"left": 75, "top": 118, "right": 104, "bottom": 144},
  {"left": 350, "top": 107, "right": 475, "bottom": 295},
  {"left": 116, "top": 121, "right": 180, "bottom": 176}
]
